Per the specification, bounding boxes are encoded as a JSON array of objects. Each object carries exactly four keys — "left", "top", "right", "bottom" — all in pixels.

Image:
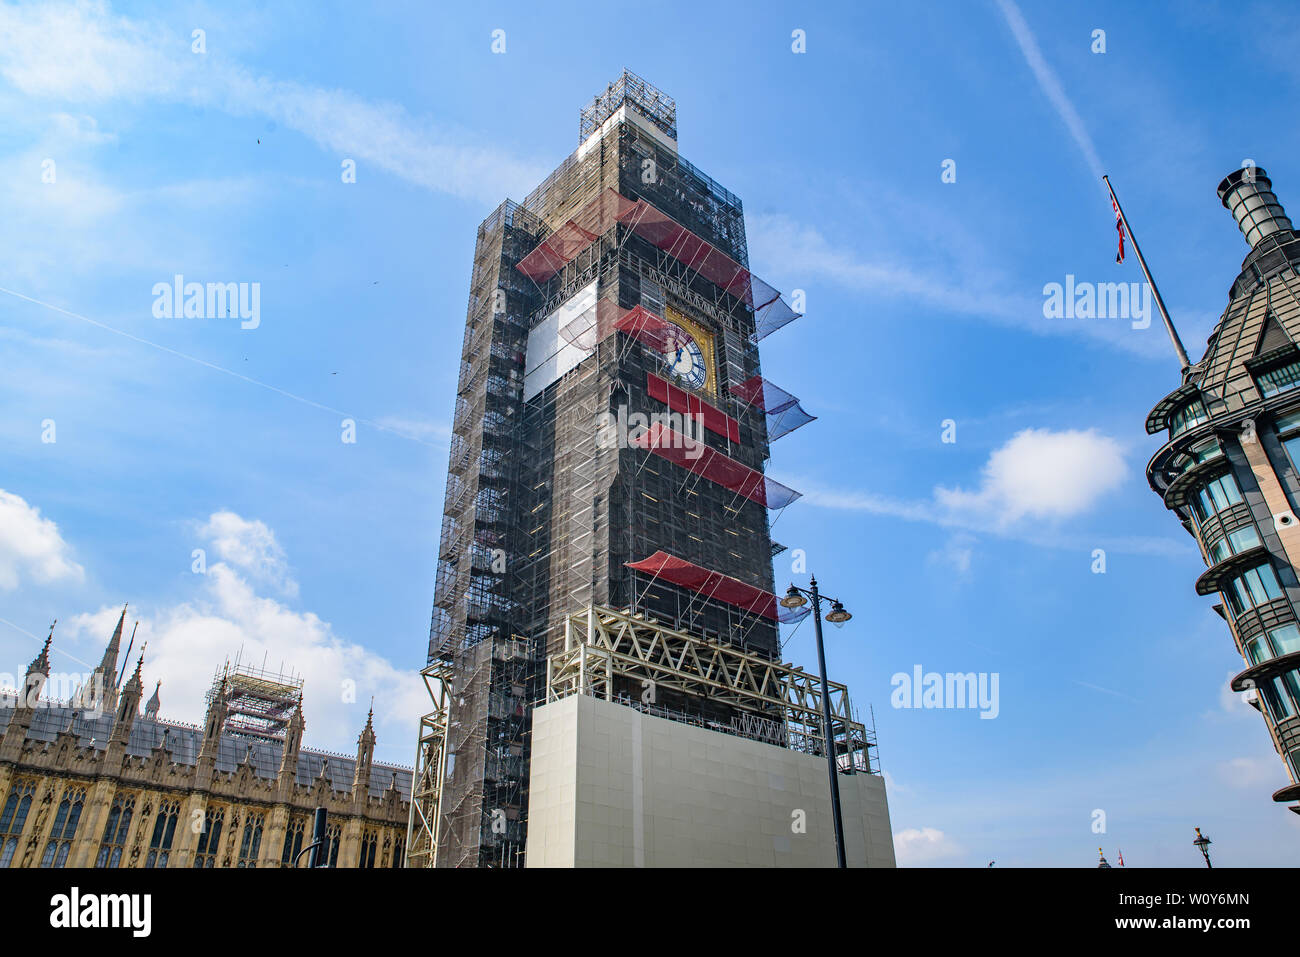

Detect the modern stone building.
[
  {"left": 1145, "top": 166, "right": 1300, "bottom": 814},
  {"left": 0, "top": 607, "right": 411, "bottom": 867},
  {"left": 409, "top": 72, "right": 893, "bottom": 867}
]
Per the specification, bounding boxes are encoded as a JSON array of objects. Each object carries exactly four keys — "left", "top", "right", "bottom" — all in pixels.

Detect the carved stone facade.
[{"left": 0, "top": 609, "right": 411, "bottom": 868}]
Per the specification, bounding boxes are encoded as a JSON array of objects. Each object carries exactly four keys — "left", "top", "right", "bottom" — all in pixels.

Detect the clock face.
[{"left": 662, "top": 323, "right": 708, "bottom": 390}]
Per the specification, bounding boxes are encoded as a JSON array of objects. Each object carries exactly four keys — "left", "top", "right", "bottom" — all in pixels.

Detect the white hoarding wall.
[
  {"left": 523, "top": 281, "right": 599, "bottom": 402},
  {"left": 527, "top": 694, "right": 897, "bottom": 868}
]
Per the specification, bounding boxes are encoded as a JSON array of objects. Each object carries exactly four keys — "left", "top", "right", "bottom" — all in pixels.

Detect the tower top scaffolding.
[
  {"left": 207, "top": 658, "right": 304, "bottom": 740},
  {"left": 579, "top": 69, "right": 677, "bottom": 143}
]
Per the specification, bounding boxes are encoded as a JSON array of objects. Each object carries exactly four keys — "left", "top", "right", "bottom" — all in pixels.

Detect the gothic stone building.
[{"left": 0, "top": 607, "right": 412, "bottom": 868}]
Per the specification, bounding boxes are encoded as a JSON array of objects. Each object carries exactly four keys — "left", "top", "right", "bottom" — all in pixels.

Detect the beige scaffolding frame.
[{"left": 546, "top": 605, "right": 873, "bottom": 772}]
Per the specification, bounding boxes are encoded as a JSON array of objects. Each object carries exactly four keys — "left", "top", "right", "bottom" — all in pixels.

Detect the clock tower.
[{"left": 408, "top": 72, "right": 872, "bottom": 869}]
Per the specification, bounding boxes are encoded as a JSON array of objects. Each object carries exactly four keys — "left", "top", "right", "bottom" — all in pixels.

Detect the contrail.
[{"left": 994, "top": 0, "right": 1106, "bottom": 185}]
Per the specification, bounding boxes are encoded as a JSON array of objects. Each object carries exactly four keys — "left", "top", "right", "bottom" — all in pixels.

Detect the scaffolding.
[
  {"left": 405, "top": 663, "right": 450, "bottom": 868},
  {"left": 206, "top": 659, "right": 303, "bottom": 741},
  {"left": 515, "top": 187, "right": 799, "bottom": 338},
  {"left": 546, "top": 605, "right": 875, "bottom": 773},
  {"left": 411, "top": 72, "right": 843, "bottom": 867},
  {"left": 580, "top": 70, "right": 677, "bottom": 144}
]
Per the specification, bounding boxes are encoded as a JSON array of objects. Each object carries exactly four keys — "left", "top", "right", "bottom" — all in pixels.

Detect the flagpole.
[{"left": 1103, "top": 174, "right": 1190, "bottom": 370}]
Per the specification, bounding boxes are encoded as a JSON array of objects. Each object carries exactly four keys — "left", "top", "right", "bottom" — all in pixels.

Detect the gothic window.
[
  {"left": 324, "top": 822, "right": 341, "bottom": 867},
  {"left": 40, "top": 786, "right": 86, "bottom": 867},
  {"left": 360, "top": 829, "right": 378, "bottom": 868},
  {"left": 193, "top": 807, "right": 225, "bottom": 868},
  {"left": 0, "top": 780, "right": 36, "bottom": 868},
  {"left": 281, "top": 816, "right": 306, "bottom": 867},
  {"left": 95, "top": 792, "right": 136, "bottom": 868},
  {"left": 145, "top": 800, "right": 180, "bottom": 868},
  {"left": 391, "top": 832, "right": 405, "bottom": 869},
  {"left": 237, "top": 812, "right": 265, "bottom": 867}
]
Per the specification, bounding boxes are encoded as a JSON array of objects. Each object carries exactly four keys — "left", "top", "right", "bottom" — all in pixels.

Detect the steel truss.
[
  {"left": 405, "top": 663, "right": 451, "bottom": 868},
  {"left": 547, "top": 605, "right": 874, "bottom": 773}
]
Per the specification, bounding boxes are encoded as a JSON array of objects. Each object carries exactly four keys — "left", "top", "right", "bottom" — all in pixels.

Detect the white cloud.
[
  {"left": 750, "top": 212, "right": 1033, "bottom": 326},
  {"left": 0, "top": 135, "right": 219, "bottom": 283},
  {"left": 927, "top": 533, "right": 975, "bottom": 577},
  {"left": 0, "top": 489, "right": 84, "bottom": 590},
  {"left": 894, "top": 826, "right": 963, "bottom": 866},
  {"left": 1215, "top": 668, "right": 1259, "bottom": 719},
  {"left": 197, "top": 510, "right": 297, "bottom": 597},
  {"left": 0, "top": 1, "right": 544, "bottom": 205},
  {"left": 799, "top": 427, "right": 1130, "bottom": 537},
  {"left": 0, "top": 1, "right": 182, "bottom": 101},
  {"left": 1215, "top": 755, "right": 1284, "bottom": 790},
  {"left": 49, "top": 111, "right": 116, "bottom": 143},
  {"left": 64, "top": 532, "right": 423, "bottom": 761},
  {"left": 934, "top": 428, "right": 1128, "bottom": 528}
]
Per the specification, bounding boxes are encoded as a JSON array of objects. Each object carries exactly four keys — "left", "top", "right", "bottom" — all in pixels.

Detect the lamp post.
[
  {"left": 782, "top": 575, "right": 852, "bottom": 868},
  {"left": 295, "top": 807, "right": 329, "bottom": 869},
  {"left": 1193, "top": 827, "right": 1213, "bottom": 868}
]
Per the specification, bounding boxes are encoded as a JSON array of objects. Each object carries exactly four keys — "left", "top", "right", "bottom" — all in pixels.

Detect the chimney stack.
[{"left": 1217, "top": 166, "right": 1294, "bottom": 249}]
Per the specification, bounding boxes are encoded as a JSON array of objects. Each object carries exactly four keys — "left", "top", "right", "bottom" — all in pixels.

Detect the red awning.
[
  {"left": 630, "top": 422, "right": 799, "bottom": 509},
  {"left": 626, "top": 551, "right": 779, "bottom": 619},
  {"left": 615, "top": 198, "right": 798, "bottom": 339},
  {"left": 646, "top": 372, "right": 739, "bottom": 442},
  {"left": 516, "top": 190, "right": 636, "bottom": 281},
  {"left": 515, "top": 189, "right": 800, "bottom": 339},
  {"left": 614, "top": 305, "right": 676, "bottom": 352}
]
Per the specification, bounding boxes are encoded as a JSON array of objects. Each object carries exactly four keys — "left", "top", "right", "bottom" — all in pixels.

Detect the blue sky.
[{"left": 2, "top": 0, "right": 1299, "bottom": 866}]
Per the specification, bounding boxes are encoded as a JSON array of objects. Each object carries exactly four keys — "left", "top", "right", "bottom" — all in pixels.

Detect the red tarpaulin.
[
  {"left": 614, "top": 305, "right": 676, "bottom": 352},
  {"left": 646, "top": 372, "right": 739, "bottom": 442},
  {"left": 515, "top": 189, "right": 800, "bottom": 339},
  {"left": 626, "top": 550, "right": 779, "bottom": 619},
  {"left": 555, "top": 300, "right": 673, "bottom": 353},
  {"left": 516, "top": 190, "right": 636, "bottom": 282},
  {"left": 615, "top": 198, "right": 799, "bottom": 339},
  {"left": 630, "top": 422, "right": 799, "bottom": 509}
]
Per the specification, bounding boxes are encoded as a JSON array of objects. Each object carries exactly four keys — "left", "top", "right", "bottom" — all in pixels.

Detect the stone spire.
[
  {"left": 100, "top": 604, "right": 126, "bottom": 676},
  {"left": 279, "top": 704, "right": 304, "bottom": 781},
  {"left": 144, "top": 680, "right": 161, "bottom": 720},
  {"left": 127, "top": 645, "right": 145, "bottom": 688},
  {"left": 21, "top": 621, "right": 55, "bottom": 710},
  {"left": 110, "top": 643, "right": 146, "bottom": 747},
  {"left": 352, "top": 702, "right": 376, "bottom": 799},
  {"left": 77, "top": 605, "right": 129, "bottom": 715},
  {"left": 198, "top": 672, "right": 229, "bottom": 766}
]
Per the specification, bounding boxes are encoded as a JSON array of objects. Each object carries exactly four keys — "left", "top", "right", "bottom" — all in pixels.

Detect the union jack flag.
[{"left": 1112, "top": 196, "right": 1126, "bottom": 264}]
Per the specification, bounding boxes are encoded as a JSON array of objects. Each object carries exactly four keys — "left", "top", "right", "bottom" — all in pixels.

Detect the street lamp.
[
  {"left": 294, "top": 807, "right": 330, "bottom": 868},
  {"left": 1193, "top": 827, "right": 1213, "bottom": 868},
  {"left": 783, "top": 575, "right": 852, "bottom": 868}
]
